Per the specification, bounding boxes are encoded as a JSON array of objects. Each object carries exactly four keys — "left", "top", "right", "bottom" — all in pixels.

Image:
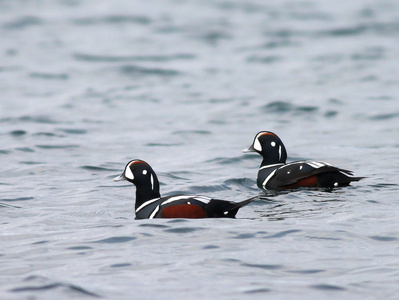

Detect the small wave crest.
[
  {"left": 262, "top": 101, "right": 318, "bottom": 114},
  {"left": 10, "top": 275, "right": 101, "bottom": 298},
  {"left": 120, "top": 65, "right": 181, "bottom": 77}
]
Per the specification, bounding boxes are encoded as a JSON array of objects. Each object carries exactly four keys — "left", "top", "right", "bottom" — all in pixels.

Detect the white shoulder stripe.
[
  {"left": 136, "top": 198, "right": 160, "bottom": 213},
  {"left": 193, "top": 196, "right": 211, "bottom": 203},
  {"left": 161, "top": 195, "right": 192, "bottom": 205},
  {"left": 278, "top": 164, "right": 291, "bottom": 170},
  {"left": 161, "top": 195, "right": 211, "bottom": 206},
  {"left": 306, "top": 161, "right": 330, "bottom": 169},
  {"left": 282, "top": 161, "right": 331, "bottom": 169}
]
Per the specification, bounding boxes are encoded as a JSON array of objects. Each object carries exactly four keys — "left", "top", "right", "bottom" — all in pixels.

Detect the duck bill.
[
  {"left": 242, "top": 145, "right": 256, "bottom": 153},
  {"left": 113, "top": 174, "right": 126, "bottom": 182}
]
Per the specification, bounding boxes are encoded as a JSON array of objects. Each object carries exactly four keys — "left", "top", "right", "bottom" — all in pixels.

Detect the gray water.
[{"left": 1, "top": 0, "right": 399, "bottom": 299}]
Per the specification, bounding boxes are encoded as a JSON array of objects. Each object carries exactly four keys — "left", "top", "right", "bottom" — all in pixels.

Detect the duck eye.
[
  {"left": 271, "top": 142, "right": 276, "bottom": 147},
  {"left": 142, "top": 170, "right": 148, "bottom": 175}
]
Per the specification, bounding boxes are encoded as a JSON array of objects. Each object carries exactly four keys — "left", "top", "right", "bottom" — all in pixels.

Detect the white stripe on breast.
[
  {"left": 262, "top": 169, "right": 278, "bottom": 189},
  {"left": 149, "top": 205, "right": 160, "bottom": 219}
]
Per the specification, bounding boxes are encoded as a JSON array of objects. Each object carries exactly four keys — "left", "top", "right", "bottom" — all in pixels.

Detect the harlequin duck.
[
  {"left": 114, "top": 159, "right": 255, "bottom": 219},
  {"left": 244, "top": 131, "right": 364, "bottom": 190}
]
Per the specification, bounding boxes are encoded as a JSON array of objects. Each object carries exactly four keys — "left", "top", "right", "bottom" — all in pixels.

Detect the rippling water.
[{"left": 1, "top": 0, "right": 399, "bottom": 299}]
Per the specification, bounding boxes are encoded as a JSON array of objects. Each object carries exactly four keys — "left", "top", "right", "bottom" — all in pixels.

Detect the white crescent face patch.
[
  {"left": 124, "top": 165, "right": 134, "bottom": 180},
  {"left": 254, "top": 138, "right": 262, "bottom": 152}
]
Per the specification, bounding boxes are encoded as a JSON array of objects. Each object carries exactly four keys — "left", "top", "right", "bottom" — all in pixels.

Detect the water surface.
[{"left": 1, "top": 0, "right": 399, "bottom": 299}]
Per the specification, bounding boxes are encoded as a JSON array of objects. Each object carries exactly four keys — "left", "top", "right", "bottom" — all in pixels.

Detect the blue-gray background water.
[{"left": 1, "top": 0, "right": 399, "bottom": 299}]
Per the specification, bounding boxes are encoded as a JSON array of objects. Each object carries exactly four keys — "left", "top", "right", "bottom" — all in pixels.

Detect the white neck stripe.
[
  {"left": 259, "top": 163, "right": 284, "bottom": 170},
  {"left": 136, "top": 198, "right": 160, "bottom": 212}
]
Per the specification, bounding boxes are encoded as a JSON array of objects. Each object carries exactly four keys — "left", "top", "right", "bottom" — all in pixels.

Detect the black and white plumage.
[
  {"left": 114, "top": 159, "right": 254, "bottom": 219},
  {"left": 244, "top": 131, "right": 365, "bottom": 190}
]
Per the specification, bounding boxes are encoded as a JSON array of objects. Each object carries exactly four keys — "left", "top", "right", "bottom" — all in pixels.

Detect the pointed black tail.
[
  {"left": 318, "top": 171, "right": 366, "bottom": 187},
  {"left": 204, "top": 197, "right": 257, "bottom": 218}
]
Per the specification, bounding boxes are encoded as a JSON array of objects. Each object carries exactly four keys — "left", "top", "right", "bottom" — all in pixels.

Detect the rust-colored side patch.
[
  {"left": 282, "top": 175, "right": 319, "bottom": 189},
  {"left": 161, "top": 204, "right": 207, "bottom": 219}
]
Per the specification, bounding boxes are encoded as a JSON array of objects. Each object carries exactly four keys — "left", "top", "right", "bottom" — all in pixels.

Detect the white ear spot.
[
  {"left": 142, "top": 170, "right": 147, "bottom": 175},
  {"left": 125, "top": 167, "right": 134, "bottom": 180},
  {"left": 271, "top": 141, "right": 276, "bottom": 147},
  {"left": 254, "top": 138, "right": 262, "bottom": 152},
  {"left": 334, "top": 182, "right": 338, "bottom": 187}
]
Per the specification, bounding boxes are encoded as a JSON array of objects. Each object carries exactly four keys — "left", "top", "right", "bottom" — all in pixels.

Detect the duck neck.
[
  {"left": 135, "top": 189, "right": 160, "bottom": 208},
  {"left": 259, "top": 146, "right": 287, "bottom": 167},
  {"left": 261, "top": 157, "right": 283, "bottom": 167},
  {"left": 134, "top": 176, "right": 161, "bottom": 209}
]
